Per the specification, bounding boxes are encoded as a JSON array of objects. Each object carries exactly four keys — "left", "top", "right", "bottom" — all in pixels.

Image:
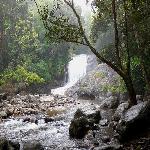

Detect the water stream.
[
  {"left": 0, "top": 54, "right": 94, "bottom": 150},
  {"left": 51, "top": 54, "right": 88, "bottom": 95},
  {"left": 0, "top": 54, "right": 118, "bottom": 149}
]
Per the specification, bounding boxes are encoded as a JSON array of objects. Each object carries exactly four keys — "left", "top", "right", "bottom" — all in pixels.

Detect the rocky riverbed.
[
  {"left": 0, "top": 62, "right": 150, "bottom": 150},
  {"left": 0, "top": 92, "right": 149, "bottom": 150},
  {"left": 0, "top": 93, "right": 118, "bottom": 150}
]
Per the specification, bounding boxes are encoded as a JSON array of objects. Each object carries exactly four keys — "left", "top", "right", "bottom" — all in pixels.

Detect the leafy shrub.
[{"left": 0, "top": 65, "right": 45, "bottom": 86}]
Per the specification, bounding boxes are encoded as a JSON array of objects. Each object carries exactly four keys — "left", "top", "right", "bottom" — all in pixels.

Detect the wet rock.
[
  {"left": 100, "top": 96, "right": 119, "bottom": 109},
  {"left": 23, "top": 117, "right": 38, "bottom": 124},
  {"left": 69, "top": 117, "right": 90, "bottom": 139},
  {"left": 119, "top": 93, "right": 128, "bottom": 103},
  {"left": 23, "top": 117, "right": 30, "bottom": 122},
  {"left": 46, "top": 108, "right": 65, "bottom": 117},
  {"left": 100, "top": 119, "right": 108, "bottom": 126},
  {"left": 23, "top": 142, "right": 44, "bottom": 150},
  {"left": 44, "top": 117, "right": 54, "bottom": 123},
  {"left": 0, "top": 93, "right": 8, "bottom": 101},
  {"left": 116, "top": 100, "right": 150, "bottom": 142},
  {"left": 74, "top": 109, "right": 86, "bottom": 119},
  {"left": 108, "top": 121, "right": 117, "bottom": 130},
  {"left": 27, "top": 94, "right": 37, "bottom": 103},
  {"left": 69, "top": 109, "right": 101, "bottom": 139},
  {"left": 0, "top": 138, "right": 20, "bottom": 150},
  {"left": 113, "top": 102, "right": 129, "bottom": 121},
  {"left": 30, "top": 117, "right": 38, "bottom": 124},
  {"left": 77, "top": 92, "right": 95, "bottom": 100},
  {"left": 67, "top": 63, "right": 121, "bottom": 99},
  {"left": 0, "top": 108, "right": 12, "bottom": 119},
  {"left": 24, "top": 108, "right": 38, "bottom": 115},
  {"left": 0, "top": 111, "right": 7, "bottom": 119},
  {"left": 87, "top": 110, "right": 101, "bottom": 124}
]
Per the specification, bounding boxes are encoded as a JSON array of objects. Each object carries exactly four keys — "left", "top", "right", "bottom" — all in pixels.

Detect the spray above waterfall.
[{"left": 51, "top": 54, "right": 88, "bottom": 95}]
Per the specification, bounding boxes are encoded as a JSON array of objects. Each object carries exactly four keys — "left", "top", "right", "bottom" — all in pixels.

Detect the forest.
[
  {"left": 0, "top": 0, "right": 76, "bottom": 93},
  {"left": 0, "top": 0, "right": 150, "bottom": 150}
]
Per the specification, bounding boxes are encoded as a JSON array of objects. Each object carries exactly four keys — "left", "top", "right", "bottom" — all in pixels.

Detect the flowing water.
[
  {"left": 0, "top": 54, "right": 118, "bottom": 149},
  {"left": 51, "top": 54, "right": 88, "bottom": 95},
  {"left": 0, "top": 54, "right": 95, "bottom": 150}
]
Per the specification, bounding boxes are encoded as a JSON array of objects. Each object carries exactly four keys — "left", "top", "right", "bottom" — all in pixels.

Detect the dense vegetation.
[
  {"left": 0, "top": 0, "right": 149, "bottom": 104},
  {"left": 0, "top": 0, "right": 72, "bottom": 91},
  {"left": 37, "top": 0, "right": 150, "bottom": 106}
]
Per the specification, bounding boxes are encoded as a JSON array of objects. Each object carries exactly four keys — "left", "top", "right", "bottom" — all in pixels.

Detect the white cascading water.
[{"left": 51, "top": 54, "right": 87, "bottom": 95}]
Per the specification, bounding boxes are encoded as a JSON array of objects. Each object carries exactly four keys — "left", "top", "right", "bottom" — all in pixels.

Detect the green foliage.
[
  {"left": 101, "top": 77, "right": 126, "bottom": 94},
  {"left": 0, "top": 0, "right": 71, "bottom": 88},
  {"left": 0, "top": 66, "right": 45, "bottom": 86},
  {"left": 90, "top": 0, "right": 150, "bottom": 95}
]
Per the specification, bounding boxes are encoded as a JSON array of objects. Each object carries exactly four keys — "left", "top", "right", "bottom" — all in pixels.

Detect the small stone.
[
  {"left": 44, "top": 117, "right": 54, "bottom": 123},
  {"left": 0, "top": 111, "right": 7, "bottom": 119},
  {"left": 100, "top": 119, "right": 108, "bottom": 126}
]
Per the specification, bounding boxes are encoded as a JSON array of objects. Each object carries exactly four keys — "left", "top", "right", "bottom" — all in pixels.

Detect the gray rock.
[
  {"left": 44, "top": 117, "right": 54, "bottom": 123},
  {"left": 23, "top": 117, "right": 38, "bottom": 124},
  {"left": 116, "top": 100, "right": 150, "bottom": 142},
  {"left": 100, "top": 96, "right": 119, "bottom": 109},
  {"left": 113, "top": 102, "right": 129, "bottom": 121},
  {"left": 0, "top": 111, "right": 7, "bottom": 119},
  {"left": 69, "top": 109, "right": 101, "bottom": 139},
  {"left": 69, "top": 116, "right": 90, "bottom": 139},
  {"left": 100, "top": 119, "right": 108, "bottom": 126},
  {"left": 0, "top": 138, "right": 20, "bottom": 150},
  {"left": 74, "top": 109, "right": 86, "bottom": 119},
  {"left": 66, "top": 64, "right": 121, "bottom": 99},
  {"left": 77, "top": 92, "right": 95, "bottom": 100},
  {"left": 0, "top": 108, "right": 11, "bottom": 119},
  {"left": 23, "top": 142, "right": 44, "bottom": 150}
]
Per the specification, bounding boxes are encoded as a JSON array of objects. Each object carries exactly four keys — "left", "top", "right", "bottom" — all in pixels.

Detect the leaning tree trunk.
[{"left": 123, "top": 75, "right": 137, "bottom": 106}]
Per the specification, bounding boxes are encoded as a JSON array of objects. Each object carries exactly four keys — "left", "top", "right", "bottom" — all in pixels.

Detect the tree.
[
  {"left": 34, "top": 0, "right": 150, "bottom": 106},
  {"left": 0, "top": 0, "right": 72, "bottom": 88}
]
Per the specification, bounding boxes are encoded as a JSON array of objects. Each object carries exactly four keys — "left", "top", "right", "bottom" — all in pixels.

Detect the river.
[{"left": 0, "top": 54, "right": 98, "bottom": 150}]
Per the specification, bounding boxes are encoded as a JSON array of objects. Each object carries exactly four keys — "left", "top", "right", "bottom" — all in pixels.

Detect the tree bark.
[
  {"left": 123, "top": 75, "right": 137, "bottom": 106},
  {"left": 112, "top": 0, "right": 122, "bottom": 68}
]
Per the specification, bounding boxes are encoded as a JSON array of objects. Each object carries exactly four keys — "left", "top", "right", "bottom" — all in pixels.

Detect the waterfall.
[{"left": 51, "top": 54, "right": 87, "bottom": 95}]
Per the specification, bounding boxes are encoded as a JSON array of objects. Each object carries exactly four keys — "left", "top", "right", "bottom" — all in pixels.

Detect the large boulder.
[
  {"left": 66, "top": 64, "right": 121, "bottom": 98},
  {"left": 113, "top": 102, "right": 129, "bottom": 121},
  {"left": 69, "top": 109, "right": 101, "bottom": 139},
  {"left": 100, "top": 96, "right": 119, "bottom": 109},
  {"left": 0, "top": 138, "right": 20, "bottom": 150},
  {"left": 116, "top": 100, "right": 150, "bottom": 142}
]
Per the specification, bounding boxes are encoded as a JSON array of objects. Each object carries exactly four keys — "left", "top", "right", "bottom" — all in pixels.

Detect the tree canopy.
[{"left": 35, "top": 0, "right": 150, "bottom": 106}]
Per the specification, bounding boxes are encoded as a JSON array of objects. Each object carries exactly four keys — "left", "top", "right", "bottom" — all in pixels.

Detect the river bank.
[
  {"left": 0, "top": 55, "right": 149, "bottom": 150},
  {"left": 0, "top": 92, "right": 150, "bottom": 150}
]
